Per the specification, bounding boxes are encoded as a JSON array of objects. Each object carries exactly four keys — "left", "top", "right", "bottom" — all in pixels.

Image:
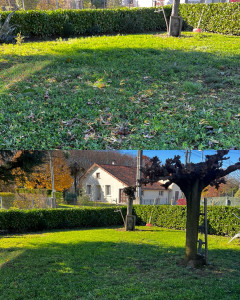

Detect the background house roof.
[{"left": 98, "top": 164, "right": 166, "bottom": 190}]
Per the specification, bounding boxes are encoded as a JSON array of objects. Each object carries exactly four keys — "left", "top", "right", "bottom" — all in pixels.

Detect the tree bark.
[
  {"left": 184, "top": 179, "right": 202, "bottom": 265},
  {"left": 171, "top": 0, "right": 180, "bottom": 17},
  {"left": 169, "top": 0, "right": 182, "bottom": 37}
]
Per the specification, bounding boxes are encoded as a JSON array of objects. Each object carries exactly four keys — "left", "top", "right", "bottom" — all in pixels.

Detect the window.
[
  {"left": 175, "top": 191, "right": 179, "bottom": 201},
  {"left": 96, "top": 173, "right": 100, "bottom": 178},
  {"left": 105, "top": 185, "right": 111, "bottom": 196},
  {"left": 159, "top": 191, "right": 164, "bottom": 196},
  {"left": 87, "top": 185, "right": 92, "bottom": 194}
]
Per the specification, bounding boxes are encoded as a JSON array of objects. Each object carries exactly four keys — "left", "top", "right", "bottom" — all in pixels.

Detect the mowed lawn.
[
  {"left": 0, "top": 33, "right": 239, "bottom": 149},
  {"left": 0, "top": 227, "right": 239, "bottom": 299}
]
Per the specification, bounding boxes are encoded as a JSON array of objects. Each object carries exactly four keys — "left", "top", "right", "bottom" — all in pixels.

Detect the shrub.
[
  {"left": 0, "top": 192, "right": 15, "bottom": 209},
  {"left": 64, "top": 192, "right": 77, "bottom": 204},
  {"left": 133, "top": 205, "right": 240, "bottom": 236},
  {"left": 0, "top": 207, "right": 126, "bottom": 233},
  {"left": 0, "top": 7, "right": 171, "bottom": 39},
  {"left": 179, "top": 3, "right": 240, "bottom": 35},
  {"left": 0, "top": 4, "right": 239, "bottom": 40},
  {"left": 0, "top": 205, "right": 239, "bottom": 236}
]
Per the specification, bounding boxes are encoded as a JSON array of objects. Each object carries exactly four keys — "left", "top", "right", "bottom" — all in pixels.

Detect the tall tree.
[
  {"left": 140, "top": 150, "right": 240, "bottom": 267},
  {"left": 22, "top": 151, "right": 73, "bottom": 193},
  {"left": 0, "top": 150, "right": 45, "bottom": 184}
]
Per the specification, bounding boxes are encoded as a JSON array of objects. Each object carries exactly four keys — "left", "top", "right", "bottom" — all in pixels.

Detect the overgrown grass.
[
  {"left": 0, "top": 32, "right": 239, "bottom": 149},
  {"left": 0, "top": 226, "right": 239, "bottom": 299}
]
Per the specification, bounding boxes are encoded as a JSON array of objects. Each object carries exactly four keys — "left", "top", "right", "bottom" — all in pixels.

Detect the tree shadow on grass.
[
  {"left": 0, "top": 234, "right": 239, "bottom": 299},
  {"left": 0, "top": 43, "right": 239, "bottom": 149}
]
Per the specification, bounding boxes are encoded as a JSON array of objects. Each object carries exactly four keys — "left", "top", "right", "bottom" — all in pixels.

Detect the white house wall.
[
  {"left": 82, "top": 166, "right": 126, "bottom": 203},
  {"left": 82, "top": 166, "right": 183, "bottom": 205},
  {"left": 141, "top": 190, "right": 169, "bottom": 205}
]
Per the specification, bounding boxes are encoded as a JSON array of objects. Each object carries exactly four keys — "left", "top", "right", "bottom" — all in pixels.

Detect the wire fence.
[{"left": 0, "top": 0, "right": 138, "bottom": 10}]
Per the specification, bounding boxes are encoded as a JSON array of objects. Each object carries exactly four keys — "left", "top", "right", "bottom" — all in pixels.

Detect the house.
[
  {"left": 80, "top": 163, "right": 182, "bottom": 205},
  {"left": 122, "top": 0, "right": 228, "bottom": 8}
]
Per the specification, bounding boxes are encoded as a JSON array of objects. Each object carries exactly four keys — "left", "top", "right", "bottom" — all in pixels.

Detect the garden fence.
[{"left": 0, "top": 0, "right": 135, "bottom": 10}]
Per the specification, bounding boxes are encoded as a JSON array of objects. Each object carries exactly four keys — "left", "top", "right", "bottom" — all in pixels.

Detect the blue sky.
[{"left": 119, "top": 150, "right": 240, "bottom": 176}]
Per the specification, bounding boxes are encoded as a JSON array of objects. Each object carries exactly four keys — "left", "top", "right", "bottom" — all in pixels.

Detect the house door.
[
  {"left": 96, "top": 185, "right": 101, "bottom": 201},
  {"left": 119, "top": 189, "right": 128, "bottom": 203}
]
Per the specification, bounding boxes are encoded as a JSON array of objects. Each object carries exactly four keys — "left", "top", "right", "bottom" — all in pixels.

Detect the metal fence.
[
  {"left": 201, "top": 197, "right": 240, "bottom": 207},
  {"left": 0, "top": 0, "right": 132, "bottom": 10}
]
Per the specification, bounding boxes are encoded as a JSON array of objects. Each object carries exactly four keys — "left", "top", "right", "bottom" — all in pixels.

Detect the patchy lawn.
[
  {"left": 0, "top": 227, "right": 239, "bottom": 299},
  {"left": 0, "top": 32, "right": 239, "bottom": 149}
]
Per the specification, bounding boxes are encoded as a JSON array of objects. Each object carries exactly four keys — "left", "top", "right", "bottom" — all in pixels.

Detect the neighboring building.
[
  {"left": 80, "top": 163, "right": 183, "bottom": 205},
  {"left": 122, "top": 0, "right": 229, "bottom": 7}
]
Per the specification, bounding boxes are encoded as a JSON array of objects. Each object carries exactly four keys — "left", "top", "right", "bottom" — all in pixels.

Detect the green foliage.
[
  {"left": 0, "top": 7, "right": 172, "bottom": 38},
  {"left": 0, "top": 192, "right": 15, "bottom": 209},
  {"left": 234, "top": 189, "right": 240, "bottom": 198},
  {"left": 0, "top": 4, "right": 239, "bottom": 39},
  {"left": 179, "top": 3, "right": 240, "bottom": 35},
  {"left": 0, "top": 207, "right": 126, "bottom": 233},
  {"left": 64, "top": 192, "right": 77, "bottom": 204},
  {"left": 0, "top": 205, "right": 239, "bottom": 235},
  {"left": 133, "top": 205, "right": 240, "bottom": 236},
  {"left": 182, "top": 81, "right": 203, "bottom": 94},
  {"left": 0, "top": 33, "right": 239, "bottom": 149}
]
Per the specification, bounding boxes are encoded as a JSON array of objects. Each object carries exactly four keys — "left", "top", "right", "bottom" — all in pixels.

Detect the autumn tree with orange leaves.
[{"left": 20, "top": 151, "right": 73, "bottom": 193}]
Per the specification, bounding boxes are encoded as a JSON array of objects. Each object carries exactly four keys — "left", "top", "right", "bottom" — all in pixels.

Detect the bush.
[
  {"left": 0, "top": 4, "right": 239, "bottom": 40},
  {"left": 0, "top": 7, "right": 171, "bottom": 39},
  {"left": 0, "top": 207, "right": 127, "bottom": 233},
  {"left": 133, "top": 205, "right": 240, "bottom": 236},
  {"left": 64, "top": 192, "right": 77, "bottom": 204},
  {"left": 179, "top": 3, "right": 240, "bottom": 35},
  {"left": 0, "top": 205, "right": 239, "bottom": 235},
  {"left": 0, "top": 192, "right": 15, "bottom": 209}
]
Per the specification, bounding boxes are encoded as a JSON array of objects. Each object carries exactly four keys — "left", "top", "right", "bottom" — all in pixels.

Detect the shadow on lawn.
[
  {"left": 0, "top": 236, "right": 239, "bottom": 299},
  {"left": 0, "top": 44, "right": 239, "bottom": 148}
]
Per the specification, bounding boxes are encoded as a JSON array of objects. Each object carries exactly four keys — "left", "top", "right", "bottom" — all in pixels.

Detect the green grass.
[
  {"left": 0, "top": 226, "right": 239, "bottom": 299},
  {"left": 0, "top": 32, "right": 239, "bottom": 149},
  {"left": 57, "top": 202, "right": 115, "bottom": 208}
]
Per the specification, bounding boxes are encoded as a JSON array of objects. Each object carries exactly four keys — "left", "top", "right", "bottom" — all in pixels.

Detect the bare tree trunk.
[
  {"left": 169, "top": 0, "right": 182, "bottom": 37},
  {"left": 184, "top": 180, "right": 205, "bottom": 266},
  {"left": 171, "top": 0, "right": 180, "bottom": 17}
]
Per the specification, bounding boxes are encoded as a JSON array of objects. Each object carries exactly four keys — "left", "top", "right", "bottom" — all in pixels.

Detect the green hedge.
[
  {"left": 0, "top": 207, "right": 126, "bottom": 232},
  {"left": 133, "top": 205, "right": 240, "bottom": 236},
  {"left": 0, "top": 7, "right": 172, "bottom": 38},
  {"left": 0, "top": 205, "right": 239, "bottom": 236},
  {"left": 179, "top": 3, "right": 240, "bottom": 36},
  {"left": 1, "top": 4, "right": 239, "bottom": 39}
]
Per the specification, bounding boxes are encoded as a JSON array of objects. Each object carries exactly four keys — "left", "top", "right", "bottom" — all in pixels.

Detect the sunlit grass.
[
  {"left": 0, "top": 32, "right": 239, "bottom": 149},
  {"left": 0, "top": 226, "right": 239, "bottom": 299}
]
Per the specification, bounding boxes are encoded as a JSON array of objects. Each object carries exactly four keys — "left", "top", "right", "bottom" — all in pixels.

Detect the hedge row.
[
  {"left": 0, "top": 207, "right": 125, "bottom": 232},
  {"left": 0, "top": 205, "right": 239, "bottom": 236},
  {"left": 0, "top": 7, "right": 172, "bottom": 38},
  {"left": 133, "top": 205, "right": 240, "bottom": 236},
  {"left": 1, "top": 3, "right": 240, "bottom": 38},
  {"left": 179, "top": 3, "right": 240, "bottom": 36}
]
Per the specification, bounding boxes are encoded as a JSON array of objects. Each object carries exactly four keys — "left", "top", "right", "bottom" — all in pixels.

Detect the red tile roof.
[{"left": 98, "top": 164, "right": 166, "bottom": 190}]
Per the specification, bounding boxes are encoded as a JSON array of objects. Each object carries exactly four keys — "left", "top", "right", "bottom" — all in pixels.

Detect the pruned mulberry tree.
[{"left": 140, "top": 150, "right": 240, "bottom": 267}]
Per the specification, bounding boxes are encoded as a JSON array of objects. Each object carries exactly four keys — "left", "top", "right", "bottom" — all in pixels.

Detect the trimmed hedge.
[
  {"left": 0, "top": 4, "right": 239, "bottom": 39},
  {"left": 0, "top": 205, "right": 239, "bottom": 236},
  {"left": 133, "top": 205, "right": 240, "bottom": 236},
  {"left": 0, "top": 7, "right": 172, "bottom": 38},
  {"left": 0, "top": 207, "right": 126, "bottom": 233},
  {"left": 179, "top": 3, "right": 240, "bottom": 36}
]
